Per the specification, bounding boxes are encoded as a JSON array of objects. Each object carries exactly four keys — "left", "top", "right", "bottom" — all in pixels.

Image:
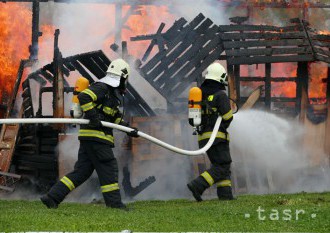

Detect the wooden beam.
[
  {"left": 240, "top": 85, "right": 263, "bottom": 110},
  {"left": 239, "top": 77, "right": 296, "bottom": 82},
  {"left": 219, "top": 25, "right": 302, "bottom": 32},
  {"left": 240, "top": 97, "right": 296, "bottom": 102},
  {"left": 265, "top": 62, "right": 271, "bottom": 109},
  {"left": 227, "top": 54, "right": 314, "bottom": 65},
  {"left": 234, "top": 65, "right": 240, "bottom": 100},
  {"left": 225, "top": 47, "right": 311, "bottom": 57},
  {"left": 224, "top": 39, "right": 309, "bottom": 49},
  {"left": 220, "top": 32, "right": 305, "bottom": 41}
]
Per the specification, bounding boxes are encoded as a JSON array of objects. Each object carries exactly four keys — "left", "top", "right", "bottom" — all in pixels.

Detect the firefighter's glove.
[{"left": 126, "top": 127, "right": 139, "bottom": 138}]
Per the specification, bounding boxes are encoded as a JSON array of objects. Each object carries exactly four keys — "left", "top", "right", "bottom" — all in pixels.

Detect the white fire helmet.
[
  {"left": 204, "top": 63, "right": 228, "bottom": 86},
  {"left": 99, "top": 58, "right": 130, "bottom": 87}
]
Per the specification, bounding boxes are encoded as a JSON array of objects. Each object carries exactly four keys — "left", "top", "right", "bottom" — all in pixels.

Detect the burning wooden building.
[{"left": 0, "top": 0, "right": 329, "bottom": 196}]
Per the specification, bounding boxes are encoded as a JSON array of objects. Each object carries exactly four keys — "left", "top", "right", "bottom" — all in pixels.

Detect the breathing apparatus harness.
[{"left": 188, "top": 87, "right": 238, "bottom": 135}]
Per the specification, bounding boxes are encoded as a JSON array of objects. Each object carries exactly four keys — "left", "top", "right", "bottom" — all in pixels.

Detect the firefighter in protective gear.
[
  {"left": 41, "top": 58, "right": 137, "bottom": 210},
  {"left": 187, "top": 62, "right": 234, "bottom": 201}
]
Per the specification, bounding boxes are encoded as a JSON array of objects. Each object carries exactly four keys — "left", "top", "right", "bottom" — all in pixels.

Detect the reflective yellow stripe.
[
  {"left": 198, "top": 131, "right": 229, "bottom": 141},
  {"left": 208, "top": 95, "right": 214, "bottom": 101},
  {"left": 201, "top": 171, "right": 214, "bottom": 186},
  {"left": 217, "top": 179, "right": 232, "bottom": 187},
  {"left": 60, "top": 176, "right": 75, "bottom": 191},
  {"left": 114, "top": 118, "right": 122, "bottom": 124},
  {"left": 80, "top": 102, "right": 94, "bottom": 111},
  {"left": 79, "top": 129, "right": 114, "bottom": 143},
  {"left": 103, "top": 107, "right": 117, "bottom": 116},
  {"left": 82, "top": 89, "right": 97, "bottom": 101},
  {"left": 101, "top": 183, "right": 119, "bottom": 193},
  {"left": 222, "top": 109, "right": 233, "bottom": 120}
]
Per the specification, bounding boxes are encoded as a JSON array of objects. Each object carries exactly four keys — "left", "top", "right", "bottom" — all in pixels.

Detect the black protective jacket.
[
  {"left": 198, "top": 80, "right": 233, "bottom": 147},
  {"left": 77, "top": 82, "right": 125, "bottom": 147}
]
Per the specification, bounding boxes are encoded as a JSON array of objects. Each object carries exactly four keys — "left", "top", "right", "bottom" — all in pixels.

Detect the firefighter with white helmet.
[
  {"left": 187, "top": 62, "right": 234, "bottom": 201},
  {"left": 41, "top": 58, "right": 137, "bottom": 210}
]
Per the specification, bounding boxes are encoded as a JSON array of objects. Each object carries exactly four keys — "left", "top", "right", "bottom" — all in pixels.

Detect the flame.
[
  {"left": 123, "top": 5, "right": 175, "bottom": 58},
  {"left": 318, "top": 30, "right": 330, "bottom": 35},
  {"left": 0, "top": 3, "right": 175, "bottom": 104},
  {"left": 308, "top": 62, "right": 327, "bottom": 104},
  {"left": 0, "top": 3, "right": 31, "bottom": 103}
]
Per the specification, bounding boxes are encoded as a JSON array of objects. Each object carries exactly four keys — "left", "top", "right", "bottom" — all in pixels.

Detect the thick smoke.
[{"left": 229, "top": 110, "right": 330, "bottom": 194}]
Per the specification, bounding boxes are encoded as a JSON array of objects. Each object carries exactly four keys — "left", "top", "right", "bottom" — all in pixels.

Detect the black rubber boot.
[
  {"left": 109, "top": 202, "right": 130, "bottom": 211},
  {"left": 187, "top": 176, "right": 209, "bottom": 202},
  {"left": 104, "top": 190, "right": 129, "bottom": 211},
  {"left": 40, "top": 194, "right": 59, "bottom": 209},
  {"left": 217, "top": 186, "right": 235, "bottom": 200}
]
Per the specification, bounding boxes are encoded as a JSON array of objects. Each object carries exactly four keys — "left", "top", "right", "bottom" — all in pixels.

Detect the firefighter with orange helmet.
[
  {"left": 187, "top": 62, "right": 234, "bottom": 201},
  {"left": 41, "top": 58, "right": 138, "bottom": 210}
]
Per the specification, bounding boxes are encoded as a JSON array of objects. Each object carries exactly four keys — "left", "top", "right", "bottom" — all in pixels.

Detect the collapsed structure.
[{"left": 0, "top": 2, "right": 330, "bottom": 197}]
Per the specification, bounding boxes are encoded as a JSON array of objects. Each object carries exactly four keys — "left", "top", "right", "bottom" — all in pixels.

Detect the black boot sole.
[
  {"left": 40, "top": 195, "right": 58, "bottom": 209},
  {"left": 187, "top": 183, "right": 203, "bottom": 202}
]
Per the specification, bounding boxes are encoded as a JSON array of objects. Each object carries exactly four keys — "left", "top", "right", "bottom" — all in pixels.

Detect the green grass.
[{"left": 0, "top": 192, "right": 329, "bottom": 232}]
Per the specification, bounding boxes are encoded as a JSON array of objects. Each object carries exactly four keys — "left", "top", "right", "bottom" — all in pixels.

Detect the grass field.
[{"left": 0, "top": 192, "right": 329, "bottom": 232}]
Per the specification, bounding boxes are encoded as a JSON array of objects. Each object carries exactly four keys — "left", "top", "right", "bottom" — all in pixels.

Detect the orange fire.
[
  {"left": 239, "top": 62, "right": 328, "bottom": 102},
  {"left": 0, "top": 3, "right": 31, "bottom": 103},
  {"left": 123, "top": 5, "right": 174, "bottom": 58},
  {"left": 0, "top": 3, "right": 175, "bottom": 104},
  {"left": 308, "top": 61, "right": 327, "bottom": 104},
  {"left": 318, "top": 30, "right": 330, "bottom": 36}
]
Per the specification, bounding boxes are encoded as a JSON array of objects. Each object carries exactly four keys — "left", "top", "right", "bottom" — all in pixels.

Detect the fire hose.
[{"left": 0, "top": 117, "right": 222, "bottom": 156}]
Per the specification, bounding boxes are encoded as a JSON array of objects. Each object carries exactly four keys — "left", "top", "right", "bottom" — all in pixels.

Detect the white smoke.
[{"left": 229, "top": 110, "right": 330, "bottom": 194}]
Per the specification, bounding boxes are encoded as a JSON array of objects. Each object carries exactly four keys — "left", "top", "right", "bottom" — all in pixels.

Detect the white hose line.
[{"left": 0, "top": 117, "right": 222, "bottom": 156}]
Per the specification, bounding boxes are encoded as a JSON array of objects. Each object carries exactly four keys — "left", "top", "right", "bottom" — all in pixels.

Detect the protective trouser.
[
  {"left": 47, "top": 140, "right": 123, "bottom": 207},
  {"left": 189, "top": 142, "right": 233, "bottom": 199}
]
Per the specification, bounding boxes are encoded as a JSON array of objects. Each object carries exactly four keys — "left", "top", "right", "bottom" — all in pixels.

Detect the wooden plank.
[
  {"left": 241, "top": 85, "right": 263, "bottom": 110},
  {"left": 265, "top": 63, "right": 271, "bottom": 109},
  {"left": 314, "top": 47, "right": 330, "bottom": 57},
  {"left": 153, "top": 25, "right": 219, "bottom": 88},
  {"left": 312, "top": 40, "right": 330, "bottom": 48},
  {"left": 97, "top": 51, "right": 111, "bottom": 66},
  {"left": 91, "top": 53, "right": 108, "bottom": 72},
  {"left": 161, "top": 40, "right": 222, "bottom": 97},
  {"left": 140, "top": 14, "right": 206, "bottom": 74},
  {"left": 142, "top": 23, "right": 166, "bottom": 62},
  {"left": 146, "top": 19, "right": 214, "bottom": 81},
  {"left": 225, "top": 46, "right": 311, "bottom": 57},
  {"left": 220, "top": 32, "right": 305, "bottom": 40},
  {"left": 27, "top": 73, "right": 47, "bottom": 86},
  {"left": 63, "top": 62, "right": 75, "bottom": 72},
  {"left": 38, "top": 69, "right": 54, "bottom": 83},
  {"left": 163, "top": 18, "right": 187, "bottom": 40},
  {"left": 0, "top": 171, "right": 21, "bottom": 179},
  {"left": 70, "top": 60, "right": 95, "bottom": 83},
  {"left": 311, "top": 34, "right": 330, "bottom": 41},
  {"left": 234, "top": 65, "right": 240, "bottom": 100},
  {"left": 78, "top": 56, "right": 106, "bottom": 79},
  {"left": 315, "top": 55, "right": 330, "bottom": 64},
  {"left": 227, "top": 54, "right": 314, "bottom": 65},
  {"left": 168, "top": 46, "right": 224, "bottom": 100},
  {"left": 125, "top": 83, "right": 156, "bottom": 117},
  {"left": 240, "top": 97, "right": 296, "bottom": 102},
  {"left": 0, "top": 185, "right": 14, "bottom": 192},
  {"left": 218, "top": 24, "right": 302, "bottom": 32},
  {"left": 224, "top": 39, "right": 309, "bottom": 49},
  {"left": 239, "top": 77, "right": 296, "bottom": 82}
]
